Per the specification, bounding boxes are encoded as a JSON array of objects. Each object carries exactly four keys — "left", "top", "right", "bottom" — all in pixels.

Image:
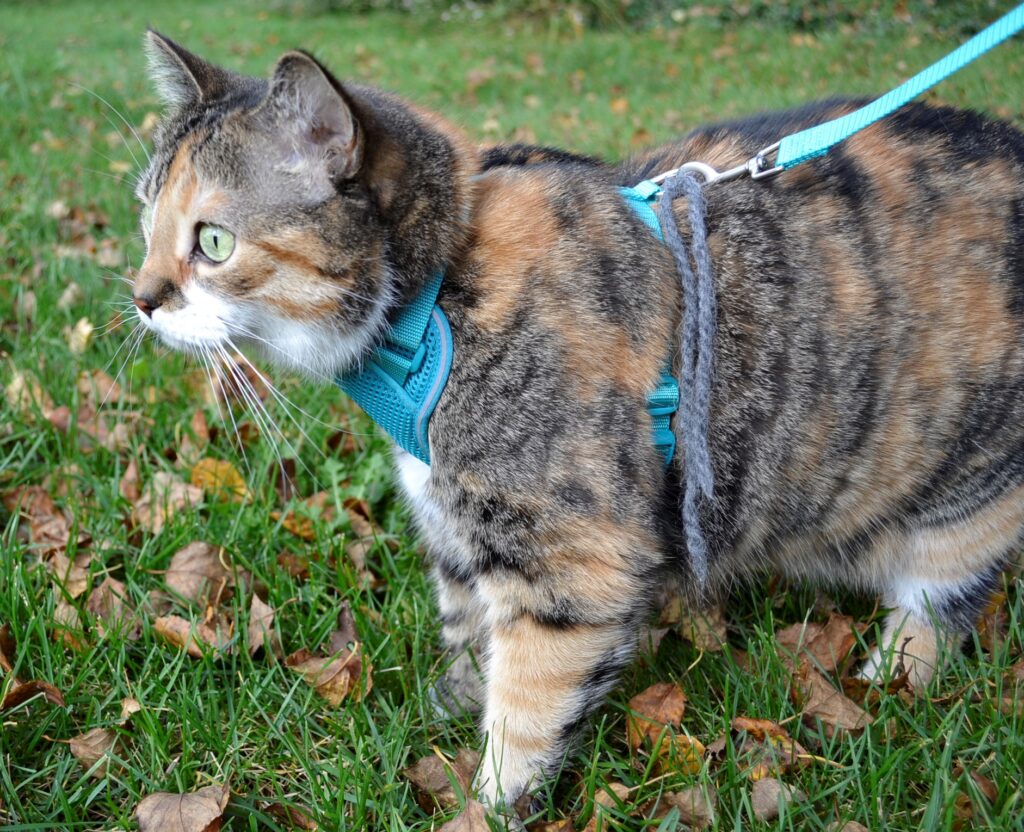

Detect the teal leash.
[
  {"left": 649, "top": 2, "right": 1024, "bottom": 187},
  {"left": 628, "top": 1, "right": 1024, "bottom": 584}
]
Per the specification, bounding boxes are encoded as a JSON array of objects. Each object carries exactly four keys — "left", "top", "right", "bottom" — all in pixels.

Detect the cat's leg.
[
  {"left": 471, "top": 536, "right": 658, "bottom": 809},
  {"left": 861, "top": 547, "right": 1010, "bottom": 688},
  {"left": 430, "top": 562, "right": 486, "bottom": 715}
]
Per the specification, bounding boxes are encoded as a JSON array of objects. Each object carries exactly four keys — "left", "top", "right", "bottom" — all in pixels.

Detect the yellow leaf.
[{"left": 191, "top": 458, "right": 248, "bottom": 502}]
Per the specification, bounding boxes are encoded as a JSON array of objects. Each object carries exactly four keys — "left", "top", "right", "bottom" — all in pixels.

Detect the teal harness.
[
  {"left": 336, "top": 188, "right": 680, "bottom": 466},
  {"left": 336, "top": 1, "right": 1024, "bottom": 468}
]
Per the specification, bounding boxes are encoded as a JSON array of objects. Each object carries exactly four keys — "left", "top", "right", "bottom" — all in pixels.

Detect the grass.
[{"left": 1, "top": 0, "right": 1023, "bottom": 829}]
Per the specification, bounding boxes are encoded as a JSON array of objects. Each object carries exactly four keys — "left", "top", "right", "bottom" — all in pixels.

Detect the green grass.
[{"left": 1, "top": 1, "right": 1022, "bottom": 829}]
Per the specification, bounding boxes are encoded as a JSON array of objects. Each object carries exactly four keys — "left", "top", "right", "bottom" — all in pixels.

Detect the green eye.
[{"left": 197, "top": 224, "right": 235, "bottom": 263}]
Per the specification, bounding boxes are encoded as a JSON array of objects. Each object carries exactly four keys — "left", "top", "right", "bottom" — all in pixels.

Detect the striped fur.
[{"left": 133, "top": 34, "right": 1024, "bottom": 810}]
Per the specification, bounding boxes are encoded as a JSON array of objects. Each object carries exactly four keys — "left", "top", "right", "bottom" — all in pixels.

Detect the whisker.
[{"left": 71, "top": 82, "right": 152, "bottom": 165}]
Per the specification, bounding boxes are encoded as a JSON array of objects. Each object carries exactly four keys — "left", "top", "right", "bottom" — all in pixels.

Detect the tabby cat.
[{"left": 132, "top": 31, "right": 1024, "bottom": 811}]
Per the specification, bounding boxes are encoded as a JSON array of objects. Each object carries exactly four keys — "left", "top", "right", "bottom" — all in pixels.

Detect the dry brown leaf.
[
  {"left": 191, "top": 458, "right": 248, "bottom": 502},
  {"left": 86, "top": 577, "right": 138, "bottom": 640},
  {"left": 663, "top": 601, "right": 727, "bottom": 653},
  {"left": 132, "top": 472, "right": 202, "bottom": 533},
  {"left": 646, "top": 786, "right": 716, "bottom": 829},
  {"left": 66, "top": 317, "right": 94, "bottom": 354},
  {"left": 583, "top": 782, "right": 630, "bottom": 832},
  {"left": 119, "top": 458, "right": 142, "bottom": 503},
  {"left": 52, "top": 597, "right": 86, "bottom": 651},
  {"left": 6, "top": 369, "right": 54, "bottom": 418},
  {"left": 776, "top": 614, "right": 866, "bottom": 674},
  {"left": 154, "top": 615, "right": 233, "bottom": 658},
  {"left": 165, "top": 542, "right": 241, "bottom": 606},
  {"left": 135, "top": 783, "right": 230, "bottom": 832},
  {"left": 528, "top": 819, "right": 574, "bottom": 832},
  {"left": 403, "top": 748, "right": 480, "bottom": 812},
  {"left": 438, "top": 799, "right": 489, "bottom": 832},
  {"left": 247, "top": 595, "right": 276, "bottom": 657},
  {"left": 76, "top": 369, "right": 132, "bottom": 408},
  {"left": 48, "top": 549, "right": 92, "bottom": 598},
  {"left": 69, "top": 727, "right": 117, "bottom": 778},
  {"left": 826, "top": 823, "right": 869, "bottom": 832},
  {"left": 653, "top": 734, "right": 705, "bottom": 776},
  {"left": 750, "top": 777, "right": 805, "bottom": 821},
  {"left": 710, "top": 716, "right": 810, "bottom": 780},
  {"left": 272, "top": 458, "right": 298, "bottom": 503},
  {"left": 264, "top": 802, "right": 318, "bottom": 830},
  {"left": 626, "top": 681, "right": 687, "bottom": 750},
  {"left": 0, "top": 623, "right": 67, "bottom": 711},
  {"left": 176, "top": 409, "right": 211, "bottom": 469},
  {"left": 285, "top": 603, "right": 371, "bottom": 705},
  {"left": 277, "top": 550, "right": 311, "bottom": 581},
  {"left": 272, "top": 491, "right": 337, "bottom": 541},
  {"left": 791, "top": 661, "right": 873, "bottom": 739},
  {"left": 121, "top": 697, "right": 142, "bottom": 721}
]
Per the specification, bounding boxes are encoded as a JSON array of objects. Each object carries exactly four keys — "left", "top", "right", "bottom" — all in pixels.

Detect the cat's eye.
[{"left": 197, "top": 224, "right": 235, "bottom": 263}]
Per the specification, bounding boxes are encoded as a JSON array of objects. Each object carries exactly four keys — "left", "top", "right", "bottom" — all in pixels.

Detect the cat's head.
[{"left": 133, "top": 31, "right": 472, "bottom": 379}]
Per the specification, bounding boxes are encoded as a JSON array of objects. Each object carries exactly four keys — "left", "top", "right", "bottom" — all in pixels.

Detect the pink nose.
[{"left": 133, "top": 295, "right": 158, "bottom": 318}]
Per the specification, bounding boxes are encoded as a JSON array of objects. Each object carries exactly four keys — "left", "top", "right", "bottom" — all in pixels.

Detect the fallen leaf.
[
  {"left": 52, "top": 597, "right": 86, "bottom": 651},
  {"left": 0, "top": 623, "right": 67, "bottom": 711},
  {"left": 438, "top": 799, "right": 489, "bottom": 832},
  {"left": 69, "top": 727, "right": 117, "bottom": 778},
  {"left": 653, "top": 733, "right": 705, "bottom": 776},
  {"left": 791, "top": 661, "right": 873, "bottom": 739},
  {"left": 647, "top": 785, "right": 716, "bottom": 829},
  {"left": 583, "top": 782, "right": 630, "bottom": 832},
  {"left": 264, "top": 802, "right": 318, "bottom": 830},
  {"left": 132, "top": 472, "right": 202, "bottom": 533},
  {"left": 272, "top": 458, "right": 298, "bottom": 503},
  {"left": 121, "top": 697, "right": 142, "bottom": 720},
  {"left": 528, "top": 819, "right": 574, "bottom": 832},
  {"left": 56, "top": 281, "right": 84, "bottom": 310},
  {"left": 86, "top": 577, "right": 138, "bottom": 639},
  {"left": 285, "top": 602, "right": 371, "bottom": 705},
  {"left": 154, "top": 614, "right": 233, "bottom": 658},
  {"left": 165, "top": 542, "right": 244, "bottom": 606},
  {"left": 135, "top": 783, "right": 230, "bottom": 832},
  {"left": 47, "top": 549, "right": 92, "bottom": 598},
  {"left": 277, "top": 550, "right": 310, "bottom": 581},
  {"left": 710, "top": 716, "right": 810, "bottom": 780},
  {"left": 610, "top": 97, "right": 629, "bottom": 115},
  {"left": 403, "top": 748, "right": 481, "bottom": 812},
  {"left": 776, "top": 614, "right": 866, "bottom": 674},
  {"left": 76, "top": 369, "right": 132, "bottom": 407},
  {"left": 6, "top": 369, "right": 54, "bottom": 417},
  {"left": 119, "top": 458, "right": 141, "bottom": 502},
  {"left": 750, "top": 777, "right": 805, "bottom": 821},
  {"left": 661, "top": 600, "right": 727, "bottom": 652},
  {"left": 826, "top": 823, "right": 870, "bottom": 832},
  {"left": 66, "top": 317, "right": 94, "bottom": 353},
  {"left": 191, "top": 458, "right": 248, "bottom": 502},
  {"left": 626, "top": 681, "right": 687, "bottom": 749},
  {"left": 247, "top": 595, "right": 276, "bottom": 656}
]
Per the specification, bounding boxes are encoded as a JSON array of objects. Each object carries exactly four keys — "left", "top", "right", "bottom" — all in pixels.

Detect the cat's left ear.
[{"left": 259, "top": 51, "right": 363, "bottom": 182}]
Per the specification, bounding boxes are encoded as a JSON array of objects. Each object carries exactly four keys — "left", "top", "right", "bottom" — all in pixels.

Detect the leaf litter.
[{"left": 285, "top": 601, "right": 372, "bottom": 706}]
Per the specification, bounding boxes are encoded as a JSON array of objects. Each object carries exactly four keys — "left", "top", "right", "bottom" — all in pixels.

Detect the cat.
[{"left": 132, "top": 30, "right": 1024, "bottom": 813}]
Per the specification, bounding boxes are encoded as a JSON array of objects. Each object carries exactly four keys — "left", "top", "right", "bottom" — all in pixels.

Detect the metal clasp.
[{"left": 646, "top": 140, "right": 784, "bottom": 187}]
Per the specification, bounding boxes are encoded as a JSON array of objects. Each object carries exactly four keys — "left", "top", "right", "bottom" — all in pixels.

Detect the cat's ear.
[
  {"left": 144, "top": 30, "right": 235, "bottom": 109},
  {"left": 259, "top": 50, "right": 363, "bottom": 182}
]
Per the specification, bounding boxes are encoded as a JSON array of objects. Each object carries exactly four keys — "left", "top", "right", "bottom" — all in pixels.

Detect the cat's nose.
[{"left": 133, "top": 294, "right": 159, "bottom": 318}]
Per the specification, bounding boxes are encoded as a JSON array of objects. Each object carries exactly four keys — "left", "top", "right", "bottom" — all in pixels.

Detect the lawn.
[{"left": 1, "top": 0, "right": 1023, "bottom": 829}]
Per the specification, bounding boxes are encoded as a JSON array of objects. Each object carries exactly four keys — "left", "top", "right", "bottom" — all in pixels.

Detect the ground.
[{"left": 1, "top": 1, "right": 1022, "bottom": 829}]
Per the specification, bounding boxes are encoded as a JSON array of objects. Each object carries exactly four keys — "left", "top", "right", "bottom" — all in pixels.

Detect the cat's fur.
[{"left": 133, "top": 31, "right": 1024, "bottom": 809}]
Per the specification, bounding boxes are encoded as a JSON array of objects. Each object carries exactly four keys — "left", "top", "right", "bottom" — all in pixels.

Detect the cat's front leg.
[{"left": 471, "top": 543, "right": 657, "bottom": 808}]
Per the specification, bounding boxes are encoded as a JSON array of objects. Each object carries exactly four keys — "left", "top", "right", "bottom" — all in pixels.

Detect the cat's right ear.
[
  {"left": 144, "top": 29, "right": 234, "bottom": 109},
  {"left": 257, "top": 50, "right": 364, "bottom": 183}
]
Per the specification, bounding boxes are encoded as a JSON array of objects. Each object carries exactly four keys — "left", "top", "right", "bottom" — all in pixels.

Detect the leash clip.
[
  {"left": 648, "top": 140, "right": 784, "bottom": 187},
  {"left": 748, "top": 140, "right": 783, "bottom": 179}
]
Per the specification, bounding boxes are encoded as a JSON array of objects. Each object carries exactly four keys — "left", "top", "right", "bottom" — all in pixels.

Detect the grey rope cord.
[{"left": 656, "top": 172, "right": 716, "bottom": 586}]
